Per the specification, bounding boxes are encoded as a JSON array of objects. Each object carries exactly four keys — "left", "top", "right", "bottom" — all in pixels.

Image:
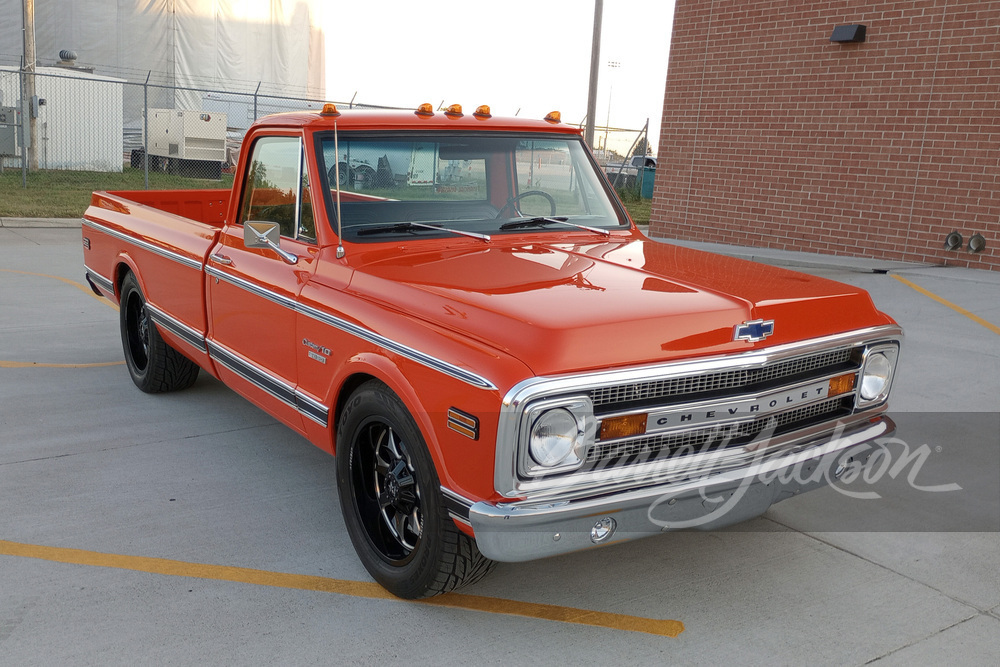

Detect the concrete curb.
[{"left": 0, "top": 217, "right": 82, "bottom": 228}]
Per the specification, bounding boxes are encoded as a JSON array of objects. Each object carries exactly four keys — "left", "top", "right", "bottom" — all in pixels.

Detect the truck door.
[{"left": 206, "top": 134, "right": 318, "bottom": 435}]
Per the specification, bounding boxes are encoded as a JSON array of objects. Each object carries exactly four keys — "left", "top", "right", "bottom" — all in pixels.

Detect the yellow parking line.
[
  {"left": 0, "top": 540, "right": 683, "bottom": 638},
  {"left": 0, "top": 268, "right": 117, "bottom": 310},
  {"left": 892, "top": 274, "right": 1000, "bottom": 336}
]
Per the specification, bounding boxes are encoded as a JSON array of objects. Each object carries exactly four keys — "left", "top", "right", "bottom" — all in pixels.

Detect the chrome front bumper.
[{"left": 470, "top": 416, "right": 894, "bottom": 562}]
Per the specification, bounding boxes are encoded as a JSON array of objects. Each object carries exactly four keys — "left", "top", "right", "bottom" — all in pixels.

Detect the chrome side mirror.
[{"left": 244, "top": 221, "right": 298, "bottom": 265}]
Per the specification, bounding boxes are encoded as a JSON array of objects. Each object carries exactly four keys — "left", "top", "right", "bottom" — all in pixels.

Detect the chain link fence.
[
  {"left": 0, "top": 66, "right": 344, "bottom": 188},
  {"left": 578, "top": 120, "right": 655, "bottom": 199},
  {"left": 1, "top": 66, "right": 653, "bottom": 215}
]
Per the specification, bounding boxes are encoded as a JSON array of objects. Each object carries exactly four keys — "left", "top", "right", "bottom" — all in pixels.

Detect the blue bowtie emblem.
[{"left": 734, "top": 319, "right": 775, "bottom": 342}]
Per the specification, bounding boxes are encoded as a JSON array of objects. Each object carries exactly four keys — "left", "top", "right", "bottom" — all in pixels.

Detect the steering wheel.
[
  {"left": 496, "top": 190, "right": 556, "bottom": 218},
  {"left": 329, "top": 162, "right": 352, "bottom": 188}
]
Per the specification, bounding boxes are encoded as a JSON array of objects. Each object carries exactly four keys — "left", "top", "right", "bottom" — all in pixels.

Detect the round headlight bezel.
[{"left": 858, "top": 344, "right": 898, "bottom": 406}]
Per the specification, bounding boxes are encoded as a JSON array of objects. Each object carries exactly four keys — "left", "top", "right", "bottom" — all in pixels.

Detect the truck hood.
[{"left": 347, "top": 237, "right": 890, "bottom": 376}]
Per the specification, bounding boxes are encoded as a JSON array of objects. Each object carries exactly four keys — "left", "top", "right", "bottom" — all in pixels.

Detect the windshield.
[{"left": 315, "top": 132, "right": 628, "bottom": 240}]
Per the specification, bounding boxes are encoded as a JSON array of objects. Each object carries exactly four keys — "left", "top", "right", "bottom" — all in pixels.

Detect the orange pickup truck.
[{"left": 82, "top": 104, "right": 902, "bottom": 599}]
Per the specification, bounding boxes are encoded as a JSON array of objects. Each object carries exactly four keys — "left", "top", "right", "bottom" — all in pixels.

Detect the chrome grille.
[
  {"left": 587, "top": 397, "right": 847, "bottom": 465},
  {"left": 588, "top": 348, "right": 853, "bottom": 408}
]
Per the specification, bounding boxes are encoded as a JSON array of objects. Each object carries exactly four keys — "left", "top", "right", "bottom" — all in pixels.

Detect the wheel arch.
[
  {"left": 330, "top": 354, "right": 439, "bottom": 458},
  {"left": 112, "top": 253, "right": 143, "bottom": 302}
]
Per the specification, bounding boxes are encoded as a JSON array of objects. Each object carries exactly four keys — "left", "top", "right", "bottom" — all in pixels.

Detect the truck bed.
[
  {"left": 104, "top": 189, "right": 231, "bottom": 226},
  {"left": 82, "top": 189, "right": 230, "bottom": 375}
]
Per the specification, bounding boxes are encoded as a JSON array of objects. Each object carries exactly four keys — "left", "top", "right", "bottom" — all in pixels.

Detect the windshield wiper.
[
  {"left": 356, "top": 221, "right": 490, "bottom": 242},
  {"left": 499, "top": 216, "right": 611, "bottom": 236}
]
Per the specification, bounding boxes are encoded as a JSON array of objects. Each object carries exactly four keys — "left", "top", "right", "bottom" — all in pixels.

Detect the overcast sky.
[{"left": 324, "top": 1, "right": 675, "bottom": 153}]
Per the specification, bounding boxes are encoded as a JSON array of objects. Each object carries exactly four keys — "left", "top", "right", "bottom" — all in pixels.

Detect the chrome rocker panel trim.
[
  {"left": 146, "top": 303, "right": 208, "bottom": 354},
  {"left": 84, "top": 266, "right": 115, "bottom": 296},
  {"left": 207, "top": 339, "right": 330, "bottom": 427},
  {"left": 471, "top": 415, "right": 894, "bottom": 562}
]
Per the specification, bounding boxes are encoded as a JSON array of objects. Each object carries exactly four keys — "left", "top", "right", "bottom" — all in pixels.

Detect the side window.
[
  {"left": 239, "top": 136, "right": 310, "bottom": 240},
  {"left": 298, "top": 150, "right": 315, "bottom": 241}
]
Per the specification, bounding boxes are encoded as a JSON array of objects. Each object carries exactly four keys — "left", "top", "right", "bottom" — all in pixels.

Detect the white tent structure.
[{"left": 0, "top": 0, "right": 325, "bottom": 104}]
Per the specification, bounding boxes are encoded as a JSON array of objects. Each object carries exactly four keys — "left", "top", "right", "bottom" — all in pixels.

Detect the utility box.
[
  {"left": 146, "top": 109, "right": 227, "bottom": 178},
  {"left": 0, "top": 106, "right": 18, "bottom": 158},
  {"left": 640, "top": 166, "right": 656, "bottom": 199}
]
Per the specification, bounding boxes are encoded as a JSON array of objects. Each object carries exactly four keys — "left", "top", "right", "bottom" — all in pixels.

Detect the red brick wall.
[{"left": 650, "top": 0, "right": 1000, "bottom": 270}]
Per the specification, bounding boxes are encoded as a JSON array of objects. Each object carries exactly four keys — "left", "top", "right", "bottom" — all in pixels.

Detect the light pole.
[
  {"left": 584, "top": 0, "right": 603, "bottom": 149},
  {"left": 603, "top": 60, "right": 620, "bottom": 161},
  {"left": 21, "top": 0, "right": 38, "bottom": 172}
]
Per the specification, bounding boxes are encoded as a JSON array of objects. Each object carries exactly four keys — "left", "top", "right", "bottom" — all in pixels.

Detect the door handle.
[{"left": 210, "top": 253, "right": 232, "bottom": 265}]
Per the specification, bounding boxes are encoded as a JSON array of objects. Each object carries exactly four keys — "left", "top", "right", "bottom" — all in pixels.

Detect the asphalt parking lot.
[{"left": 1, "top": 224, "right": 998, "bottom": 665}]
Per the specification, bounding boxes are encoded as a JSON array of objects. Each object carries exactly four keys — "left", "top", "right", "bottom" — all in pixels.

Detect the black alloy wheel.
[
  {"left": 336, "top": 380, "right": 496, "bottom": 598},
  {"left": 119, "top": 271, "right": 200, "bottom": 393}
]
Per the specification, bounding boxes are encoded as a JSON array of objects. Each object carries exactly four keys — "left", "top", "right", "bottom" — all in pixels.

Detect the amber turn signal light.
[
  {"left": 828, "top": 373, "right": 856, "bottom": 397},
  {"left": 599, "top": 413, "right": 648, "bottom": 441}
]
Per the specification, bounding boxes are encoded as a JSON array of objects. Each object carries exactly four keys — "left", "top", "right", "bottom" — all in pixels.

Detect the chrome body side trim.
[
  {"left": 296, "top": 300, "right": 498, "bottom": 391},
  {"left": 495, "top": 324, "right": 903, "bottom": 500},
  {"left": 84, "top": 266, "right": 114, "bottom": 295},
  {"left": 471, "top": 416, "right": 894, "bottom": 562},
  {"left": 205, "top": 264, "right": 299, "bottom": 310},
  {"left": 206, "top": 264, "right": 498, "bottom": 391},
  {"left": 145, "top": 303, "right": 208, "bottom": 354},
  {"left": 83, "top": 218, "right": 203, "bottom": 270}
]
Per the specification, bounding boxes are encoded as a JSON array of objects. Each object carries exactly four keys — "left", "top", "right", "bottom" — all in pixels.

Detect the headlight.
[
  {"left": 520, "top": 396, "right": 595, "bottom": 476},
  {"left": 860, "top": 353, "right": 890, "bottom": 399},
  {"left": 529, "top": 408, "right": 583, "bottom": 467},
  {"left": 858, "top": 345, "right": 898, "bottom": 406}
]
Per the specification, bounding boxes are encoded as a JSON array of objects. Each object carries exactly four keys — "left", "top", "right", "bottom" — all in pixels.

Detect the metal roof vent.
[{"left": 55, "top": 49, "right": 93, "bottom": 73}]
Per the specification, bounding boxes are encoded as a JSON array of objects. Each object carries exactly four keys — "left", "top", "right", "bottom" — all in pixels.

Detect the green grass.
[
  {"left": 0, "top": 168, "right": 234, "bottom": 218},
  {"left": 616, "top": 187, "right": 651, "bottom": 225}
]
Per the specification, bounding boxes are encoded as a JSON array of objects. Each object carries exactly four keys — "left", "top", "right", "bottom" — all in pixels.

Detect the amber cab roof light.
[
  {"left": 474, "top": 105, "right": 492, "bottom": 118},
  {"left": 415, "top": 102, "right": 435, "bottom": 117},
  {"left": 444, "top": 103, "right": 464, "bottom": 117},
  {"left": 320, "top": 103, "right": 340, "bottom": 117},
  {"left": 544, "top": 110, "right": 562, "bottom": 123}
]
